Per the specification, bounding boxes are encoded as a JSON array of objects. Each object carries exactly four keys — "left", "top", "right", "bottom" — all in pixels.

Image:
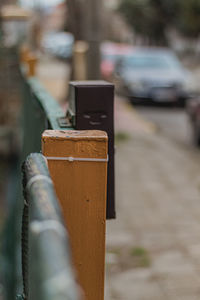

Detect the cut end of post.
[
  {"left": 42, "top": 130, "right": 108, "bottom": 159},
  {"left": 42, "top": 129, "right": 108, "bottom": 140}
]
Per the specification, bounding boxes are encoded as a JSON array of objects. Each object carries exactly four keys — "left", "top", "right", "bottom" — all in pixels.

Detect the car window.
[
  {"left": 102, "top": 54, "right": 122, "bottom": 62},
  {"left": 123, "top": 53, "right": 181, "bottom": 70}
]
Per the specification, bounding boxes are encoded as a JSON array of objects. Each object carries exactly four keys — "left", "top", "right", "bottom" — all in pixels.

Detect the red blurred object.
[
  {"left": 100, "top": 42, "right": 134, "bottom": 80},
  {"left": 187, "top": 97, "right": 200, "bottom": 145}
]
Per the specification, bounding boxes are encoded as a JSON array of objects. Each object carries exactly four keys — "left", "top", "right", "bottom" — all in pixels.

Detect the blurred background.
[{"left": 2, "top": 0, "right": 200, "bottom": 299}]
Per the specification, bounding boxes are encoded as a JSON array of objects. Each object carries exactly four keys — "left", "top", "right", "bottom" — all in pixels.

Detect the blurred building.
[{"left": 1, "top": 4, "right": 31, "bottom": 46}]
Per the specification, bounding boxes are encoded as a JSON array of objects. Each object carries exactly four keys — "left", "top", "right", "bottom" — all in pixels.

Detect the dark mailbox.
[{"left": 67, "top": 81, "right": 115, "bottom": 219}]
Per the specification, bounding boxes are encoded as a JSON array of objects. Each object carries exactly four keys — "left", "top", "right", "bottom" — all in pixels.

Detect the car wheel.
[
  {"left": 129, "top": 97, "right": 141, "bottom": 105},
  {"left": 178, "top": 97, "right": 186, "bottom": 107}
]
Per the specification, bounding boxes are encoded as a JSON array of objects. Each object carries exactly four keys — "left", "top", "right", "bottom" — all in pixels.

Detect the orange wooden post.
[
  {"left": 26, "top": 54, "right": 37, "bottom": 77},
  {"left": 42, "top": 130, "right": 108, "bottom": 300},
  {"left": 20, "top": 46, "right": 38, "bottom": 77}
]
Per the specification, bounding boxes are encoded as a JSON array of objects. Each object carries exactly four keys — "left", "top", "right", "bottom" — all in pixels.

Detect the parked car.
[{"left": 114, "top": 47, "right": 194, "bottom": 105}]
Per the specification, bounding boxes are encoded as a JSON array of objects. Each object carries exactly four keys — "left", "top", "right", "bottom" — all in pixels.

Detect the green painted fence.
[
  {"left": 20, "top": 153, "right": 80, "bottom": 300},
  {"left": 21, "top": 73, "right": 73, "bottom": 160}
]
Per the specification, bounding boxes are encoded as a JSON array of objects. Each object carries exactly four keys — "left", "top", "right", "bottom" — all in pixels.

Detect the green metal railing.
[
  {"left": 19, "top": 153, "right": 79, "bottom": 300},
  {"left": 19, "top": 72, "right": 77, "bottom": 300},
  {"left": 21, "top": 73, "right": 73, "bottom": 160}
]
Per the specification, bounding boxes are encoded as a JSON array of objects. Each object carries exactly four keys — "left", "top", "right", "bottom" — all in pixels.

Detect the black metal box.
[{"left": 67, "top": 81, "right": 115, "bottom": 219}]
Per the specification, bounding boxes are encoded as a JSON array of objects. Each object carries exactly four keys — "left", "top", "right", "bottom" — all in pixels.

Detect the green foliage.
[
  {"left": 118, "top": 0, "right": 176, "bottom": 44},
  {"left": 130, "top": 247, "right": 147, "bottom": 256},
  {"left": 118, "top": 0, "right": 200, "bottom": 43},
  {"left": 130, "top": 247, "right": 151, "bottom": 267},
  {"left": 115, "top": 131, "right": 130, "bottom": 143},
  {"left": 177, "top": 0, "right": 200, "bottom": 37}
]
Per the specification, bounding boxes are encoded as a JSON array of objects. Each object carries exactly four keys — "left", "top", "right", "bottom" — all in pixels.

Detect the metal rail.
[{"left": 20, "top": 153, "right": 80, "bottom": 300}]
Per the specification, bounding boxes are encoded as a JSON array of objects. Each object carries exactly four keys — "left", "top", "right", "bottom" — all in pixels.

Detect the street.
[
  {"left": 106, "top": 99, "right": 200, "bottom": 300},
  {"left": 136, "top": 105, "right": 194, "bottom": 147}
]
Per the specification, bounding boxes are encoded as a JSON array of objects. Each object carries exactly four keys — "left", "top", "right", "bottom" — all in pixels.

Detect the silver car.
[{"left": 114, "top": 48, "right": 194, "bottom": 105}]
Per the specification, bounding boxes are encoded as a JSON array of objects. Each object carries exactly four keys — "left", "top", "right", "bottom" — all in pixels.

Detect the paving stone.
[
  {"left": 165, "top": 294, "right": 200, "bottom": 300},
  {"left": 152, "top": 250, "right": 196, "bottom": 275},
  {"left": 160, "top": 272, "right": 200, "bottom": 289},
  {"left": 108, "top": 269, "right": 165, "bottom": 300},
  {"left": 106, "top": 231, "right": 135, "bottom": 249},
  {"left": 187, "top": 243, "right": 200, "bottom": 260}
]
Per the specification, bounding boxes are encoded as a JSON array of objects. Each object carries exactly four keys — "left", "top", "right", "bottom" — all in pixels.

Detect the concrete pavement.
[{"left": 106, "top": 101, "right": 200, "bottom": 299}]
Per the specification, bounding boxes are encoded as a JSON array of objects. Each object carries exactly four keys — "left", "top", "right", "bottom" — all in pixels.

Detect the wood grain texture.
[{"left": 42, "top": 130, "right": 108, "bottom": 300}]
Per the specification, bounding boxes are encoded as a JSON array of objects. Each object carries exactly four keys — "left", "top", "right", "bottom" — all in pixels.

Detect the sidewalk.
[
  {"left": 106, "top": 112, "right": 200, "bottom": 300},
  {"left": 114, "top": 96, "right": 156, "bottom": 135},
  {"left": 37, "top": 56, "right": 70, "bottom": 105}
]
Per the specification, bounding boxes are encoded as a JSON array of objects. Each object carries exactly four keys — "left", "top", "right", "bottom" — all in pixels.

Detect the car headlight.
[{"left": 126, "top": 80, "right": 144, "bottom": 91}]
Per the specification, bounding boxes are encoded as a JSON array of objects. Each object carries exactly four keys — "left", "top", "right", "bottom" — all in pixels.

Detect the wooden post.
[
  {"left": 20, "top": 46, "right": 37, "bottom": 77},
  {"left": 26, "top": 54, "right": 37, "bottom": 77},
  {"left": 73, "top": 41, "right": 88, "bottom": 80},
  {"left": 42, "top": 130, "right": 108, "bottom": 300}
]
